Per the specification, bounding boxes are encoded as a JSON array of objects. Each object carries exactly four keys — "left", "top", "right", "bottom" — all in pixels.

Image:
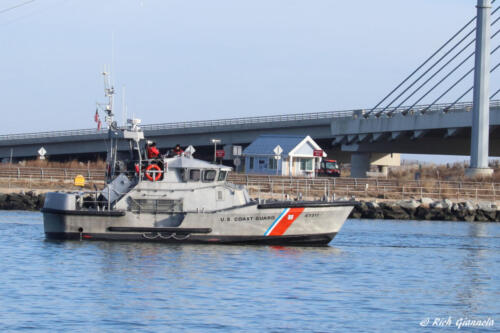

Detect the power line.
[
  {"left": 0, "top": 0, "right": 36, "bottom": 15},
  {"left": 367, "top": 15, "right": 478, "bottom": 115},
  {"left": 401, "top": 28, "right": 500, "bottom": 114},
  {"left": 387, "top": 12, "right": 500, "bottom": 115},
  {"left": 423, "top": 44, "right": 500, "bottom": 113},
  {"left": 367, "top": 0, "right": 499, "bottom": 117}
]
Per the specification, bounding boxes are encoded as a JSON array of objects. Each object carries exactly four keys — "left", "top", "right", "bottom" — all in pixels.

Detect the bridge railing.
[{"left": 2, "top": 100, "right": 499, "bottom": 141}]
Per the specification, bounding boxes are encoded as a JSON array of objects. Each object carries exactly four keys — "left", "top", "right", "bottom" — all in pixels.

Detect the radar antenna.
[{"left": 96, "top": 66, "right": 117, "bottom": 130}]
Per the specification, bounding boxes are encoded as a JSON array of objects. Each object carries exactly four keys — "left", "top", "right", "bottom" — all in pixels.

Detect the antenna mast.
[{"left": 102, "top": 66, "right": 115, "bottom": 129}]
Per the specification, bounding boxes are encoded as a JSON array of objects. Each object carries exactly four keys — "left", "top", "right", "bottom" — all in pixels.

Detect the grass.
[
  {"left": 389, "top": 161, "right": 500, "bottom": 183},
  {"left": 0, "top": 159, "right": 106, "bottom": 170}
]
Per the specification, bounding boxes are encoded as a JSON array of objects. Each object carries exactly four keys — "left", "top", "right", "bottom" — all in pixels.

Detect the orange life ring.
[{"left": 145, "top": 164, "right": 162, "bottom": 181}]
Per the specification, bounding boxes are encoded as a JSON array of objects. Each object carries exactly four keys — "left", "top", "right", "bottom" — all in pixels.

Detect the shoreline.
[
  {"left": 0, "top": 192, "right": 498, "bottom": 222},
  {"left": 350, "top": 199, "right": 499, "bottom": 222}
]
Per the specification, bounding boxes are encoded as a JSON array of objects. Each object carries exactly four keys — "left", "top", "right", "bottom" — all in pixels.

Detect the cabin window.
[
  {"left": 203, "top": 170, "right": 217, "bottom": 182},
  {"left": 300, "top": 158, "right": 313, "bottom": 171},
  {"left": 189, "top": 169, "right": 201, "bottom": 181},
  {"left": 179, "top": 169, "right": 186, "bottom": 181},
  {"left": 218, "top": 170, "right": 227, "bottom": 181},
  {"left": 129, "top": 199, "right": 183, "bottom": 213},
  {"left": 249, "top": 157, "right": 254, "bottom": 169}
]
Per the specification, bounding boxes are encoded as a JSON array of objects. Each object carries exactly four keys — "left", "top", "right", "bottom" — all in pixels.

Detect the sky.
[{"left": 0, "top": 0, "right": 497, "bottom": 163}]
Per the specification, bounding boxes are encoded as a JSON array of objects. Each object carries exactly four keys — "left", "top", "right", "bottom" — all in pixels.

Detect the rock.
[
  {"left": 420, "top": 197, "right": 434, "bottom": 208},
  {"left": 476, "top": 202, "right": 497, "bottom": 221},
  {"left": 0, "top": 193, "right": 8, "bottom": 208},
  {"left": 428, "top": 208, "right": 447, "bottom": 221},
  {"left": 464, "top": 201, "right": 476, "bottom": 212},
  {"left": 349, "top": 202, "right": 364, "bottom": 219},
  {"left": 442, "top": 199, "right": 453, "bottom": 211},
  {"left": 0, "top": 192, "right": 43, "bottom": 211},
  {"left": 474, "top": 210, "right": 490, "bottom": 222},
  {"left": 464, "top": 214, "right": 476, "bottom": 222},
  {"left": 349, "top": 210, "right": 362, "bottom": 219},
  {"left": 477, "top": 201, "right": 496, "bottom": 212},
  {"left": 432, "top": 202, "right": 443, "bottom": 209},
  {"left": 415, "top": 206, "right": 433, "bottom": 220},
  {"left": 368, "top": 209, "right": 385, "bottom": 219},
  {"left": 366, "top": 201, "right": 379, "bottom": 210},
  {"left": 5, "top": 193, "right": 36, "bottom": 210},
  {"left": 362, "top": 201, "right": 384, "bottom": 219},
  {"left": 397, "top": 199, "right": 420, "bottom": 210},
  {"left": 36, "top": 193, "right": 46, "bottom": 209},
  {"left": 380, "top": 203, "right": 410, "bottom": 220},
  {"left": 454, "top": 205, "right": 476, "bottom": 222}
]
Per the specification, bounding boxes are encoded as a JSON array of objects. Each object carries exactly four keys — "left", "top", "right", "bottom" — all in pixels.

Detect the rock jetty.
[
  {"left": 349, "top": 198, "right": 499, "bottom": 222},
  {"left": 0, "top": 192, "right": 46, "bottom": 211},
  {"left": 0, "top": 192, "right": 498, "bottom": 222}
]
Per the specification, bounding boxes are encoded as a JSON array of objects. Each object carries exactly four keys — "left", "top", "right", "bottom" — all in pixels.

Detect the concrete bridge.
[
  {"left": 0, "top": 108, "right": 343, "bottom": 161},
  {"left": 331, "top": 100, "right": 500, "bottom": 176},
  {"left": 334, "top": 101, "right": 500, "bottom": 155},
  {"left": 0, "top": 100, "right": 499, "bottom": 166}
]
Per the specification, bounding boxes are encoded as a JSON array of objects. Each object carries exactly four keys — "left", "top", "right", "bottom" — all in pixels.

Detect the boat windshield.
[
  {"left": 218, "top": 170, "right": 227, "bottom": 181},
  {"left": 189, "top": 169, "right": 201, "bottom": 181},
  {"left": 203, "top": 170, "right": 216, "bottom": 182}
]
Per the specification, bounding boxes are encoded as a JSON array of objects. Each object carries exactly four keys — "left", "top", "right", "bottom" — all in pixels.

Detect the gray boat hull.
[{"left": 42, "top": 202, "right": 353, "bottom": 245}]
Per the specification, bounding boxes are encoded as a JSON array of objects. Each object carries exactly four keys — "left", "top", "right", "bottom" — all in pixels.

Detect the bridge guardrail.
[{"left": 1, "top": 100, "right": 499, "bottom": 141}]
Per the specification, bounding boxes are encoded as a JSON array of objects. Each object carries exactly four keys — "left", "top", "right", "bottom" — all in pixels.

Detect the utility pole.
[
  {"left": 467, "top": 0, "right": 493, "bottom": 177},
  {"left": 211, "top": 139, "right": 221, "bottom": 163}
]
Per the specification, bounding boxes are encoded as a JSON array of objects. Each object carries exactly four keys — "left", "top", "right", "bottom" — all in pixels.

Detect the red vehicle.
[{"left": 316, "top": 159, "right": 341, "bottom": 177}]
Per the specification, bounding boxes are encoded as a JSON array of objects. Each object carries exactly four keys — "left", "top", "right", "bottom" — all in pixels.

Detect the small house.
[{"left": 242, "top": 135, "right": 326, "bottom": 177}]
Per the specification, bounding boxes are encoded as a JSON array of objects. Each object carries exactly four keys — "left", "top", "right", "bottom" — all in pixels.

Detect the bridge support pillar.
[
  {"left": 467, "top": 0, "right": 494, "bottom": 177},
  {"left": 350, "top": 152, "right": 370, "bottom": 178}
]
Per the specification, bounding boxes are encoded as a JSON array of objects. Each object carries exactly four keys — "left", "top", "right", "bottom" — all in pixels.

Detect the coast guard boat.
[{"left": 41, "top": 73, "right": 354, "bottom": 245}]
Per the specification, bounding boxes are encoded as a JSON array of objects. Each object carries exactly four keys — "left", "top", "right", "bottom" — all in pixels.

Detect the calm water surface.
[{"left": 0, "top": 211, "right": 498, "bottom": 332}]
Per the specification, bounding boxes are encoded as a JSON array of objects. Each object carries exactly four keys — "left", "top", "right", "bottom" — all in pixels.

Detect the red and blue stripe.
[{"left": 264, "top": 207, "right": 305, "bottom": 236}]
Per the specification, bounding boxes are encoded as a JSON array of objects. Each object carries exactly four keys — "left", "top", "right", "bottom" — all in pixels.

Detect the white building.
[{"left": 242, "top": 135, "right": 326, "bottom": 177}]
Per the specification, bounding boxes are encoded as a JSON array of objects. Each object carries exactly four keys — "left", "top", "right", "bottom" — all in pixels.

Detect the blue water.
[{"left": 0, "top": 212, "right": 498, "bottom": 332}]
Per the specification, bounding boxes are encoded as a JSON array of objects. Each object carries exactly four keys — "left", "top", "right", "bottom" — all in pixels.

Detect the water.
[{"left": 0, "top": 212, "right": 498, "bottom": 332}]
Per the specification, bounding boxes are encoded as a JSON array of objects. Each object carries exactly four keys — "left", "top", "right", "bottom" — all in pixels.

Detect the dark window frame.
[
  {"left": 202, "top": 169, "right": 217, "bottom": 182},
  {"left": 218, "top": 170, "right": 227, "bottom": 181},
  {"left": 189, "top": 169, "right": 201, "bottom": 182}
]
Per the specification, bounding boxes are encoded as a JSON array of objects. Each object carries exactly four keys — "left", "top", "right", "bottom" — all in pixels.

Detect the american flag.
[{"left": 94, "top": 109, "right": 101, "bottom": 130}]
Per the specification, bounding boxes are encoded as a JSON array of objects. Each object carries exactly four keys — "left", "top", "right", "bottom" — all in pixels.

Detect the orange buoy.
[{"left": 145, "top": 164, "right": 162, "bottom": 181}]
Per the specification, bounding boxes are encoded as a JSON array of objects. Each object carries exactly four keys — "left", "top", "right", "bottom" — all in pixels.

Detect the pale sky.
[{"left": 0, "top": 0, "right": 497, "bottom": 162}]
